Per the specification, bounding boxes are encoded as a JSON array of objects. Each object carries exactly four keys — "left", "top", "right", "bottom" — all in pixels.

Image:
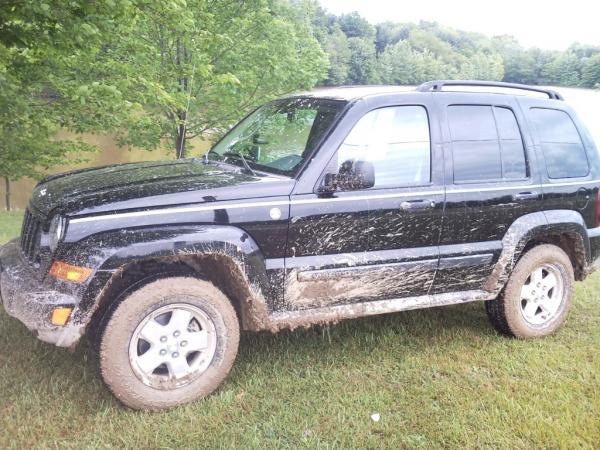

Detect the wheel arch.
[
  {"left": 484, "top": 210, "right": 590, "bottom": 292},
  {"left": 77, "top": 225, "right": 276, "bottom": 342}
]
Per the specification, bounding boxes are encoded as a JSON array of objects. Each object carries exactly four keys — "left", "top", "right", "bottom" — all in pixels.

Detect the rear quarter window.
[{"left": 530, "top": 108, "right": 589, "bottom": 179}]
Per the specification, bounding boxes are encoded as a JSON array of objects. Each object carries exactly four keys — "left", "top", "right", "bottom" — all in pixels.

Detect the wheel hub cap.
[
  {"left": 519, "top": 263, "right": 564, "bottom": 326},
  {"left": 129, "top": 303, "right": 217, "bottom": 390}
]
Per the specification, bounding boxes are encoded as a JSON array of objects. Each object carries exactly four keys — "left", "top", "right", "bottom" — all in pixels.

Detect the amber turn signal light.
[
  {"left": 51, "top": 307, "right": 73, "bottom": 326},
  {"left": 49, "top": 261, "right": 93, "bottom": 284}
]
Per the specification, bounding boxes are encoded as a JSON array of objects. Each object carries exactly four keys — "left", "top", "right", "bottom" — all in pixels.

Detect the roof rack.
[{"left": 416, "top": 80, "right": 563, "bottom": 101}]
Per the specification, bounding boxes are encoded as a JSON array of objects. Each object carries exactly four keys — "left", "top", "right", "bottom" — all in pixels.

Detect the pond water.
[
  {"left": 555, "top": 87, "right": 600, "bottom": 146},
  {"left": 2, "top": 86, "right": 600, "bottom": 210}
]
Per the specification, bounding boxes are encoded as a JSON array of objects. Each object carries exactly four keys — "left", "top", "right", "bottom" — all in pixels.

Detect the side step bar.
[{"left": 268, "top": 290, "right": 495, "bottom": 330}]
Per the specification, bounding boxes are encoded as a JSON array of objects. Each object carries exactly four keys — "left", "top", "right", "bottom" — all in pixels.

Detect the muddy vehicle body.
[{"left": 2, "top": 80, "right": 600, "bottom": 409}]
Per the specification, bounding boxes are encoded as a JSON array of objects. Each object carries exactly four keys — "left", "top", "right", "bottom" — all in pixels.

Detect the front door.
[{"left": 284, "top": 97, "right": 444, "bottom": 310}]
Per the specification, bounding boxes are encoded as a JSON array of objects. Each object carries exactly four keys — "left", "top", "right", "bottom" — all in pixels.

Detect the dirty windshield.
[{"left": 209, "top": 98, "right": 346, "bottom": 176}]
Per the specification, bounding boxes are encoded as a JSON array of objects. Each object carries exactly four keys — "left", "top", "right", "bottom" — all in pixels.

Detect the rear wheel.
[
  {"left": 98, "top": 276, "right": 239, "bottom": 410},
  {"left": 486, "top": 244, "right": 574, "bottom": 339}
]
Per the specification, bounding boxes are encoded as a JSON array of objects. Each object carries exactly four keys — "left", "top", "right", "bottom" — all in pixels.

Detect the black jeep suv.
[{"left": 1, "top": 80, "right": 600, "bottom": 410}]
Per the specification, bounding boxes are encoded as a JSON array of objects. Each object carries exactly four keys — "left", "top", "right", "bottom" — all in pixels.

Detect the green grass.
[
  {"left": 0, "top": 211, "right": 599, "bottom": 449},
  {"left": 0, "top": 210, "right": 23, "bottom": 244}
]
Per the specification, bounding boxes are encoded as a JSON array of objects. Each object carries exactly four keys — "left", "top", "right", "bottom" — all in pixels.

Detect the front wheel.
[
  {"left": 486, "top": 244, "right": 574, "bottom": 339},
  {"left": 98, "top": 277, "right": 239, "bottom": 410}
]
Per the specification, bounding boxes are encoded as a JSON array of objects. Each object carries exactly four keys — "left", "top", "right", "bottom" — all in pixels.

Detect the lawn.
[{"left": 0, "top": 210, "right": 598, "bottom": 449}]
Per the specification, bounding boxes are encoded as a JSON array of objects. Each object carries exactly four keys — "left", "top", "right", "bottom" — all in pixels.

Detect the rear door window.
[
  {"left": 448, "top": 105, "right": 528, "bottom": 183},
  {"left": 530, "top": 108, "right": 589, "bottom": 179}
]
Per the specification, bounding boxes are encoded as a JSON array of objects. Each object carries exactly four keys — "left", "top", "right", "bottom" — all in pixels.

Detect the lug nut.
[
  {"left": 172, "top": 352, "right": 179, "bottom": 358},
  {"left": 160, "top": 336, "right": 167, "bottom": 343},
  {"left": 160, "top": 349, "right": 167, "bottom": 356},
  {"left": 180, "top": 340, "right": 188, "bottom": 347},
  {"left": 173, "top": 330, "right": 181, "bottom": 338}
]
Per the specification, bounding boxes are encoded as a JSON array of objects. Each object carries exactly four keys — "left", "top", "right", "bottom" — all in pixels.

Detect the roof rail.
[{"left": 416, "top": 80, "right": 564, "bottom": 101}]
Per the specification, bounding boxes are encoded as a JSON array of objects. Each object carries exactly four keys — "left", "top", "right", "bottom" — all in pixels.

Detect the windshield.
[{"left": 209, "top": 97, "right": 347, "bottom": 176}]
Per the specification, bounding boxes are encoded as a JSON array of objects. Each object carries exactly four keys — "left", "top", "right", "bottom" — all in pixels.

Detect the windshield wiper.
[{"left": 223, "top": 151, "right": 257, "bottom": 176}]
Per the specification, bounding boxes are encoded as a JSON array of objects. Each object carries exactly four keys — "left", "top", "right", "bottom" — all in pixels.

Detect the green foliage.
[
  {"left": 347, "top": 37, "right": 377, "bottom": 84},
  {"left": 337, "top": 12, "right": 375, "bottom": 39},
  {"left": 542, "top": 52, "right": 582, "bottom": 86},
  {"left": 458, "top": 53, "right": 504, "bottom": 81},
  {"left": 581, "top": 54, "right": 600, "bottom": 88},
  {"left": 0, "top": 0, "right": 131, "bottom": 201},
  {"left": 0, "top": 0, "right": 327, "bottom": 197},
  {"left": 314, "top": 9, "right": 598, "bottom": 89},
  {"left": 322, "top": 25, "right": 351, "bottom": 86},
  {"left": 93, "top": 0, "right": 328, "bottom": 158},
  {"left": 375, "top": 22, "right": 412, "bottom": 54},
  {"left": 377, "top": 41, "right": 448, "bottom": 85},
  {"left": 2, "top": 0, "right": 600, "bottom": 209}
]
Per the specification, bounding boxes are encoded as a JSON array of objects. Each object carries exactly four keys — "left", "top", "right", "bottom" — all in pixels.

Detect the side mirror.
[{"left": 319, "top": 160, "right": 375, "bottom": 194}]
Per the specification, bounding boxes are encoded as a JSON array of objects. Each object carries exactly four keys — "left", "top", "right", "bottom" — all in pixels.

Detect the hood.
[{"left": 30, "top": 159, "right": 294, "bottom": 217}]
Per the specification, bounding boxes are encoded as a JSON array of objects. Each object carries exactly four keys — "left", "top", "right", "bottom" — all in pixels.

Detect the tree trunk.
[
  {"left": 4, "top": 177, "right": 10, "bottom": 211},
  {"left": 174, "top": 38, "right": 188, "bottom": 160},
  {"left": 175, "top": 117, "right": 187, "bottom": 159}
]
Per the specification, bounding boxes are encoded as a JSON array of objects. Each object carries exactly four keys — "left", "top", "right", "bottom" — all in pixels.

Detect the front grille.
[{"left": 20, "top": 209, "right": 43, "bottom": 263}]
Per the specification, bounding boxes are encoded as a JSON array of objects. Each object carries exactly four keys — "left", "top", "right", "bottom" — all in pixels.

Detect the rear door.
[{"left": 432, "top": 93, "right": 544, "bottom": 294}]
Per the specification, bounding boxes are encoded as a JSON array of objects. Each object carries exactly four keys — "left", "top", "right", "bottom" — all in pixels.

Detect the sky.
[{"left": 318, "top": 0, "right": 600, "bottom": 50}]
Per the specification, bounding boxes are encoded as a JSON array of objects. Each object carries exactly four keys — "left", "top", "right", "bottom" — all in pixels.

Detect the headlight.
[{"left": 48, "top": 215, "right": 66, "bottom": 252}]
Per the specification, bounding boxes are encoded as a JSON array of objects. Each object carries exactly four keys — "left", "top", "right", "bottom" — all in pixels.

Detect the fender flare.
[
  {"left": 67, "top": 225, "right": 274, "bottom": 328},
  {"left": 484, "top": 210, "right": 589, "bottom": 292}
]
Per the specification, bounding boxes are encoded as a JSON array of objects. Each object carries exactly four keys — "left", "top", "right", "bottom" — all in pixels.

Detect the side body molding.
[{"left": 484, "top": 210, "right": 589, "bottom": 292}]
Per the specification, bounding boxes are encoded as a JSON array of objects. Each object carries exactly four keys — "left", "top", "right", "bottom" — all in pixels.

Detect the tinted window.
[
  {"left": 337, "top": 106, "right": 430, "bottom": 187},
  {"left": 530, "top": 108, "right": 589, "bottom": 179},
  {"left": 448, "top": 105, "right": 497, "bottom": 141},
  {"left": 448, "top": 105, "right": 527, "bottom": 183}
]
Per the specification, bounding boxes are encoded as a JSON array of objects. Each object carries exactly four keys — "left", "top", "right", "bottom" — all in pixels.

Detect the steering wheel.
[
  {"left": 266, "top": 154, "right": 303, "bottom": 171},
  {"left": 206, "top": 149, "right": 222, "bottom": 161}
]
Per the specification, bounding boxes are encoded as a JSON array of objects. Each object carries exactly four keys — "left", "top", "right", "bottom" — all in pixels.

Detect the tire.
[
  {"left": 97, "top": 276, "right": 239, "bottom": 410},
  {"left": 485, "top": 244, "right": 574, "bottom": 339}
]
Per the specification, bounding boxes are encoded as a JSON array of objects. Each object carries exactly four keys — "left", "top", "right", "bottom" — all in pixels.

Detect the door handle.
[
  {"left": 512, "top": 191, "right": 538, "bottom": 201},
  {"left": 400, "top": 199, "right": 436, "bottom": 210}
]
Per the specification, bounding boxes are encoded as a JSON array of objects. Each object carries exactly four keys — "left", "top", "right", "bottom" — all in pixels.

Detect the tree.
[
  {"left": 94, "top": 0, "right": 328, "bottom": 159},
  {"left": 347, "top": 37, "right": 377, "bottom": 84},
  {"left": 377, "top": 41, "right": 450, "bottom": 85},
  {"left": 502, "top": 47, "right": 537, "bottom": 84},
  {"left": 407, "top": 27, "right": 458, "bottom": 66},
  {"left": 322, "top": 24, "right": 351, "bottom": 85},
  {"left": 568, "top": 43, "right": 600, "bottom": 60},
  {"left": 375, "top": 22, "right": 412, "bottom": 54},
  {"left": 0, "top": 0, "right": 134, "bottom": 209},
  {"left": 377, "top": 41, "right": 415, "bottom": 85},
  {"left": 542, "top": 52, "right": 581, "bottom": 86},
  {"left": 337, "top": 12, "right": 375, "bottom": 39},
  {"left": 581, "top": 54, "right": 600, "bottom": 88},
  {"left": 459, "top": 53, "right": 504, "bottom": 81}
]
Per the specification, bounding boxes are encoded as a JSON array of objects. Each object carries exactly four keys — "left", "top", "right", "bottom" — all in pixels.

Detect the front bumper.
[{"left": 0, "top": 240, "right": 84, "bottom": 347}]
